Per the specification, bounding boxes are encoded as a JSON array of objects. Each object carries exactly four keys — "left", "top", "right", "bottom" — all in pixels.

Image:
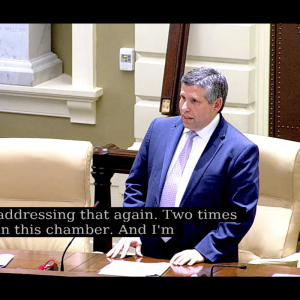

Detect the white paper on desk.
[
  {"left": 0, "top": 254, "right": 14, "bottom": 267},
  {"left": 98, "top": 260, "right": 170, "bottom": 277},
  {"left": 272, "top": 273, "right": 300, "bottom": 277}
]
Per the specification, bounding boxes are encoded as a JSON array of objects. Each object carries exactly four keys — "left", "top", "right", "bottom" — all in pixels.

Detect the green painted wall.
[{"left": 0, "top": 23, "right": 135, "bottom": 149}]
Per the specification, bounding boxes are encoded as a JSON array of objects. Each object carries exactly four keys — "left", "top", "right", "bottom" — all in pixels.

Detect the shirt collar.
[{"left": 183, "top": 113, "right": 220, "bottom": 142}]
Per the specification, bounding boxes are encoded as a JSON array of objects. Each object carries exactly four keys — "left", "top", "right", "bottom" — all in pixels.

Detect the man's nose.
[{"left": 181, "top": 100, "right": 190, "bottom": 111}]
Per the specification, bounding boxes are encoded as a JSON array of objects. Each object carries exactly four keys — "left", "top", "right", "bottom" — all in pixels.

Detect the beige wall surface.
[
  {"left": 0, "top": 23, "right": 135, "bottom": 150},
  {"left": 134, "top": 24, "right": 270, "bottom": 145}
]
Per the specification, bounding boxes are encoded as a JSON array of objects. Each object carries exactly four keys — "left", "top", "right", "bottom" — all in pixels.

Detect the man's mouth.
[{"left": 182, "top": 114, "right": 193, "bottom": 120}]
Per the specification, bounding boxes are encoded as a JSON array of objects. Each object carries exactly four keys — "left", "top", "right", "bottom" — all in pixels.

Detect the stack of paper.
[{"left": 98, "top": 260, "right": 170, "bottom": 277}]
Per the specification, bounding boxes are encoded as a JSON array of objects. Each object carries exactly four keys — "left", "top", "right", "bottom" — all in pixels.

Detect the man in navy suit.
[{"left": 107, "top": 67, "right": 259, "bottom": 265}]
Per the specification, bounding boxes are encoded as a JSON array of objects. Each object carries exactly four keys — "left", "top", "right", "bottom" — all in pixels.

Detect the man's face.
[{"left": 179, "top": 84, "right": 222, "bottom": 131}]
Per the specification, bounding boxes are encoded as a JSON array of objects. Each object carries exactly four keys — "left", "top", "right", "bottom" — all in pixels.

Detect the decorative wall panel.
[{"left": 270, "top": 23, "right": 300, "bottom": 141}]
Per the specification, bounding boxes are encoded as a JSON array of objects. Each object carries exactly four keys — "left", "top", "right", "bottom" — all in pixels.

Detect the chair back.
[
  {"left": 0, "top": 138, "right": 93, "bottom": 252},
  {"left": 239, "top": 134, "right": 300, "bottom": 262}
]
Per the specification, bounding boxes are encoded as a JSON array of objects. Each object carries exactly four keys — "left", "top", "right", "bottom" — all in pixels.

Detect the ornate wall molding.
[{"left": 0, "top": 24, "right": 103, "bottom": 125}]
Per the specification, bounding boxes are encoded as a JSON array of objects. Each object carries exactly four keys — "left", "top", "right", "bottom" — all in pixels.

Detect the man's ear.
[{"left": 213, "top": 98, "right": 223, "bottom": 113}]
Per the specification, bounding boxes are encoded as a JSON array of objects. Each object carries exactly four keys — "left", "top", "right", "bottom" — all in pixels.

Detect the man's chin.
[{"left": 181, "top": 116, "right": 194, "bottom": 128}]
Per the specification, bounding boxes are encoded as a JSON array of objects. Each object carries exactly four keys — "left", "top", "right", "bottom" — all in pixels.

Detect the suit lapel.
[{"left": 179, "top": 115, "right": 228, "bottom": 207}]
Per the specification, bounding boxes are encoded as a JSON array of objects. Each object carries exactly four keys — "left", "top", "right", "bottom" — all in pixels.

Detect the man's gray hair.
[{"left": 181, "top": 67, "right": 228, "bottom": 111}]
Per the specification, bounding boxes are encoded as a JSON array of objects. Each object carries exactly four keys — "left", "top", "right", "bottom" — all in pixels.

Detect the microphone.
[
  {"left": 210, "top": 264, "right": 247, "bottom": 277},
  {"left": 60, "top": 237, "right": 75, "bottom": 271},
  {"left": 60, "top": 201, "right": 101, "bottom": 271},
  {"left": 191, "top": 264, "right": 247, "bottom": 277}
]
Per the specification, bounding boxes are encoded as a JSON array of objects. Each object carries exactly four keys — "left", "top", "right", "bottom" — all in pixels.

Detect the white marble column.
[{"left": 0, "top": 24, "right": 62, "bottom": 86}]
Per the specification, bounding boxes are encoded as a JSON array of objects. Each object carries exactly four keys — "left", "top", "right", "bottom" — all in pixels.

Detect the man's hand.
[
  {"left": 170, "top": 249, "right": 205, "bottom": 266},
  {"left": 106, "top": 237, "right": 143, "bottom": 259}
]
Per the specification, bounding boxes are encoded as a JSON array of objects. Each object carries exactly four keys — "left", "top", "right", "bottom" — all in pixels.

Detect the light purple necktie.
[{"left": 160, "top": 130, "right": 197, "bottom": 242}]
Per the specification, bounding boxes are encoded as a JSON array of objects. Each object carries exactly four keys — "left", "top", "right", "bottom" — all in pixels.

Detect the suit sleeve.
[
  {"left": 123, "top": 119, "right": 154, "bottom": 208},
  {"left": 195, "top": 143, "right": 259, "bottom": 262}
]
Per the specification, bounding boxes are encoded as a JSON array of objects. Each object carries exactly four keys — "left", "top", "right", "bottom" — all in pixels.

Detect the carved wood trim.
[
  {"left": 160, "top": 23, "right": 190, "bottom": 116},
  {"left": 91, "top": 144, "right": 137, "bottom": 252}
]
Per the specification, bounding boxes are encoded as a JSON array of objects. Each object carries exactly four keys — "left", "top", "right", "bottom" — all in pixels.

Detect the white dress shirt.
[{"left": 166, "top": 114, "right": 220, "bottom": 207}]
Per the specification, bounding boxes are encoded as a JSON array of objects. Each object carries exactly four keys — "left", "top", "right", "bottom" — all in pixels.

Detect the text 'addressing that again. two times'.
[{"left": 0, "top": 207, "right": 246, "bottom": 237}]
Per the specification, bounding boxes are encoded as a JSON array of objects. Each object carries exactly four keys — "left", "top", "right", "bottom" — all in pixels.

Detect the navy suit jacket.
[{"left": 123, "top": 114, "right": 259, "bottom": 262}]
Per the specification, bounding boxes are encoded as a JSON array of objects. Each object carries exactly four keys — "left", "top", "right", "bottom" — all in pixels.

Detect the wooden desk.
[{"left": 1, "top": 249, "right": 300, "bottom": 277}]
